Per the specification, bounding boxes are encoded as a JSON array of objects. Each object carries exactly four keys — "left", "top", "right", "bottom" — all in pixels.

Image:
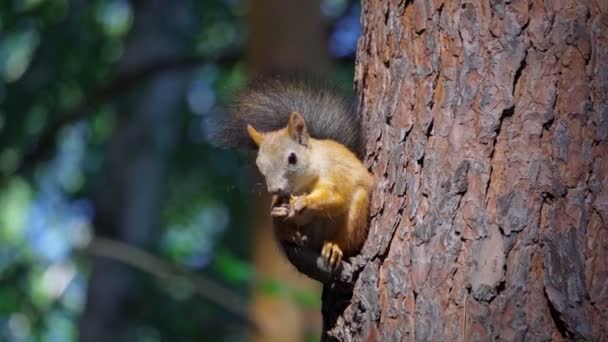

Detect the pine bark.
[{"left": 323, "top": 1, "right": 608, "bottom": 340}]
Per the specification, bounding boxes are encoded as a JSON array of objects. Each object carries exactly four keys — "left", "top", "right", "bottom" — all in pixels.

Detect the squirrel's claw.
[
  {"left": 290, "top": 195, "right": 308, "bottom": 212},
  {"left": 321, "top": 242, "right": 343, "bottom": 271},
  {"left": 271, "top": 206, "right": 289, "bottom": 218},
  {"left": 286, "top": 195, "right": 307, "bottom": 219}
]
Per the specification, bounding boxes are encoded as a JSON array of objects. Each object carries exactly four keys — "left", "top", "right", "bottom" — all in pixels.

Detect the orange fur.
[
  {"left": 257, "top": 114, "right": 373, "bottom": 266},
  {"left": 302, "top": 139, "right": 373, "bottom": 256}
]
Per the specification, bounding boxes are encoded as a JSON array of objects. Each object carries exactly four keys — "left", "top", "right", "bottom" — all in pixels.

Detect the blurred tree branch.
[
  {"left": 14, "top": 53, "right": 239, "bottom": 176},
  {"left": 82, "top": 236, "right": 256, "bottom": 330}
]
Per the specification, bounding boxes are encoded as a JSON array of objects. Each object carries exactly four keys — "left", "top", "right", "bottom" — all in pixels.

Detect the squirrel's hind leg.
[
  {"left": 321, "top": 187, "right": 370, "bottom": 270},
  {"left": 344, "top": 187, "right": 370, "bottom": 255}
]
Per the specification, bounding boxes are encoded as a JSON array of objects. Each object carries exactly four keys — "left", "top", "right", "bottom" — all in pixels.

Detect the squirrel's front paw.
[
  {"left": 271, "top": 206, "right": 289, "bottom": 218},
  {"left": 321, "top": 242, "right": 343, "bottom": 271},
  {"left": 288, "top": 195, "right": 308, "bottom": 218}
]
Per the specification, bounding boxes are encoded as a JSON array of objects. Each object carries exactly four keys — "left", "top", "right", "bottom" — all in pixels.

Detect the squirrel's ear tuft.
[
  {"left": 247, "top": 124, "right": 265, "bottom": 147},
  {"left": 287, "top": 112, "right": 309, "bottom": 146}
]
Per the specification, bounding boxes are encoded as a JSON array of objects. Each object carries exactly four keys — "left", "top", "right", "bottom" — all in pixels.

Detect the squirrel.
[{"left": 214, "top": 77, "right": 373, "bottom": 277}]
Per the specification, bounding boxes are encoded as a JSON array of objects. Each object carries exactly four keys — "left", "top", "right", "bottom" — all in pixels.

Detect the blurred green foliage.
[{"left": 0, "top": 0, "right": 359, "bottom": 340}]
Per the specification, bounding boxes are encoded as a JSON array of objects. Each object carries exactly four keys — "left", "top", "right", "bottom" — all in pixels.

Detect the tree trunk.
[{"left": 323, "top": 0, "right": 607, "bottom": 340}]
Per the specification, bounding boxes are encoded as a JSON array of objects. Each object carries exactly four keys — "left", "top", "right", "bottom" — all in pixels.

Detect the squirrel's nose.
[{"left": 269, "top": 186, "right": 286, "bottom": 196}]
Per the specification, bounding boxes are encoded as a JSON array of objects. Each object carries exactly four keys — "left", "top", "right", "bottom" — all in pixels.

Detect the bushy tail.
[{"left": 210, "top": 76, "right": 362, "bottom": 156}]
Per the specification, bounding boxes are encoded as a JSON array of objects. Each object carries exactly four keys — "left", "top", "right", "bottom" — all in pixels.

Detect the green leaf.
[
  {"left": 290, "top": 288, "right": 321, "bottom": 309},
  {"left": 213, "top": 249, "right": 253, "bottom": 285},
  {"left": 257, "top": 278, "right": 287, "bottom": 297},
  {"left": 0, "top": 177, "right": 31, "bottom": 244}
]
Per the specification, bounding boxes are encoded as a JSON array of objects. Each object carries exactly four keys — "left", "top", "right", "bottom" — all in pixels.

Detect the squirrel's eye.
[{"left": 288, "top": 152, "right": 297, "bottom": 165}]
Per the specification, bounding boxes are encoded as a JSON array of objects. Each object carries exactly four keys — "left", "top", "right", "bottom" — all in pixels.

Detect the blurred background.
[{"left": 0, "top": 0, "right": 360, "bottom": 341}]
